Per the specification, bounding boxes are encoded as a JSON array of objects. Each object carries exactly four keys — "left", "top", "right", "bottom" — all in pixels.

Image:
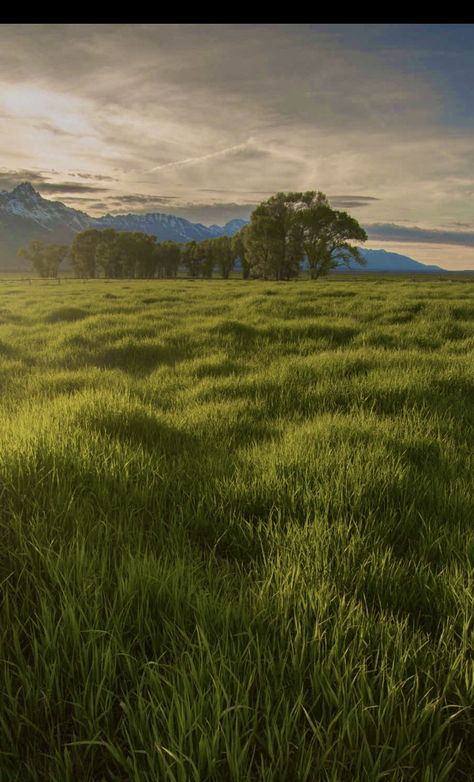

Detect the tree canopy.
[
  {"left": 244, "top": 191, "right": 367, "bottom": 280},
  {"left": 17, "top": 240, "right": 68, "bottom": 278},
  {"left": 17, "top": 190, "right": 367, "bottom": 281},
  {"left": 71, "top": 229, "right": 159, "bottom": 279}
]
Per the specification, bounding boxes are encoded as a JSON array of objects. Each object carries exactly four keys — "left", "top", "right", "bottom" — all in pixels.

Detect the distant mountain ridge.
[
  {"left": 0, "top": 183, "right": 247, "bottom": 268},
  {"left": 0, "top": 182, "right": 447, "bottom": 272},
  {"left": 97, "top": 212, "right": 247, "bottom": 243},
  {"left": 336, "top": 249, "right": 444, "bottom": 273}
]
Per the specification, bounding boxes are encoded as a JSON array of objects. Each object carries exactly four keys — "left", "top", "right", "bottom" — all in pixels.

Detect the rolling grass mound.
[{"left": 0, "top": 277, "right": 473, "bottom": 781}]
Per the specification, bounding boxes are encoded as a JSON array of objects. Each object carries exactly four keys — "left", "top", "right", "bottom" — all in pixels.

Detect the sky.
[{"left": 1, "top": 23, "right": 474, "bottom": 269}]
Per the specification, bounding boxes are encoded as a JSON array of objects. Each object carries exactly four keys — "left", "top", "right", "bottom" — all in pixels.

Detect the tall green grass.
[{"left": 1, "top": 277, "right": 473, "bottom": 780}]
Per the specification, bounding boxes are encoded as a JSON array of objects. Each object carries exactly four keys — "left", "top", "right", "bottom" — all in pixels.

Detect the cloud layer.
[
  {"left": 0, "top": 24, "right": 473, "bottom": 267},
  {"left": 366, "top": 223, "right": 474, "bottom": 247}
]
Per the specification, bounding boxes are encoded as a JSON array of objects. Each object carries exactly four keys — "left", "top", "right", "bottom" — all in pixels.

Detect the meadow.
[{"left": 0, "top": 275, "right": 473, "bottom": 781}]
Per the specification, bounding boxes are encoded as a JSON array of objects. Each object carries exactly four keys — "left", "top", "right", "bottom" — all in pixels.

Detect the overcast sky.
[{"left": 1, "top": 23, "right": 474, "bottom": 268}]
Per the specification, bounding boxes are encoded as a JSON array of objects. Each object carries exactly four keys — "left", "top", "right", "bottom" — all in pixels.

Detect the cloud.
[
  {"left": 68, "top": 172, "right": 117, "bottom": 181},
  {"left": 448, "top": 220, "right": 473, "bottom": 229},
  {"left": 0, "top": 169, "right": 50, "bottom": 190},
  {"left": 198, "top": 189, "right": 274, "bottom": 195},
  {"left": 111, "top": 194, "right": 178, "bottom": 204},
  {"left": 0, "top": 25, "right": 473, "bottom": 266},
  {"left": 37, "top": 182, "right": 110, "bottom": 194},
  {"left": 330, "top": 195, "right": 380, "bottom": 209},
  {"left": 366, "top": 222, "right": 474, "bottom": 247},
  {"left": 79, "top": 201, "right": 111, "bottom": 211}
]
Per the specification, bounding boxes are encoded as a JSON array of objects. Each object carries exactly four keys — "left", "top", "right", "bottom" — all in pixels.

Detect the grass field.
[{"left": 0, "top": 276, "right": 473, "bottom": 781}]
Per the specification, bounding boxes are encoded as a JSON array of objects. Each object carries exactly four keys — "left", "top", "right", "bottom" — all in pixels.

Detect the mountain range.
[
  {"left": 0, "top": 182, "right": 445, "bottom": 273},
  {"left": 0, "top": 183, "right": 247, "bottom": 269}
]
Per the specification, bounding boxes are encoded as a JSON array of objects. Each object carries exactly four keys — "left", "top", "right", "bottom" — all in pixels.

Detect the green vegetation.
[
  {"left": 72, "top": 229, "right": 162, "bottom": 280},
  {"left": 0, "top": 277, "right": 473, "bottom": 781},
  {"left": 17, "top": 240, "right": 69, "bottom": 279},
  {"left": 17, "top": 191, "right": 368, "bottom": 282},
  {"left": 244, "top": 191, "right": 367, "bottom": 280}
]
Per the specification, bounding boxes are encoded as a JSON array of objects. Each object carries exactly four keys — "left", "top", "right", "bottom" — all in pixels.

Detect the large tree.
[
  {"left": 245, "top": 191, "right": 367, "bottom": 280},
  {"left": 17, "top": 240, "right": 68, "bottom": 278},
  {"left": 232, "top": 226, "right": 251, "bottom": 279},
  {"left": 245, "top": 192, "right": 305, "bottom": 280},
  {"left": 127, "top": 232, "right": 158, "bottom": 278},
  {"left": 73, "top": 229, "right": 158, "bottom": 279},
  {"left": 95, "top": 229, "right": 123, "bottom": 278},
  {"left": 182, "top": 241, "right": 201, "bottom": 278},
  {"left": 156, "top": 240, "right": 181, "bottom": 278},
  {"left": 196, "top": 240, "right": 215, "bottom": 279},
  {"left": 297, "top": 204, "right": 368, "bottom": 279},
  {"left": 71, "top": 229, "right": 104, "bottom": 278},
  {"left": 213, "top": 235, "right": 234, "bottom": 279},
  {"left": 43, "top": 244, "right": 69, "bottom": 278}
]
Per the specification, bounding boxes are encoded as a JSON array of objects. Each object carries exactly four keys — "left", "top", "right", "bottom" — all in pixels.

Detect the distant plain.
[{"left": 1, "top": 276, "right": 473, "bottom": 780}]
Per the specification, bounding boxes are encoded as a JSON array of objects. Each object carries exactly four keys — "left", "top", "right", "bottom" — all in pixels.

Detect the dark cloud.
[
  {"left": 366, "top": 222, "right": 474, "bottom": 247},
  {"left": 41, "top": 192, "right": 181, "bottom": 215},
  {"left": 331, "top": 200, "right": 375, "bottom": 209},
  {"left": 111, "top": 194, "right": 178, "bottom": 204},
  {"left": 57, "top": 196, "right": 107, "bottom": 203},
  {"left": 449, "top": 221, "right": 473, "bottom": 229},
  {"left": 0, "top": 169, "right": 49, "bottom": 190},
  {"left": 37, "top": 183, "right": 110, "bottom": 194},
  {"left": 330, "top": 195, "right": 380, "bottom": 209},
  {"left": 0, "top": 170, "right": 112, "bottom": 196},
  {"left": 195, "top": 190, "right": 380, "bottom": 209},
  {"left": 81, "top": 201, "right": 111, "bottom": 211},
  {"left": 198, "top": 189, "right": 274, "bottom": 195},
  {"left": 68, "top": 172, "right": 118, "bottom": 181}
]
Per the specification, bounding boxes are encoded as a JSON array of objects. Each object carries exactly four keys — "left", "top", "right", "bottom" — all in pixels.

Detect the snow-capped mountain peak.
[
  {"left": 0, "top": 182, "right": 248, "bottom": 268},
  {"left": 12, "top": 182, "right": 38, "bottom": 197},
  {"left": 3, "top": 182, "right": 50, "bottom": 225},
  {"left": 0, "top": 182, "right": 91, "bottom": 233}
]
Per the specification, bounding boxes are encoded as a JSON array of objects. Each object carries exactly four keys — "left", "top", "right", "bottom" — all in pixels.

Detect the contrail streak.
[{"left": 148, "top": 140, "right": 253, "bottom": 173}]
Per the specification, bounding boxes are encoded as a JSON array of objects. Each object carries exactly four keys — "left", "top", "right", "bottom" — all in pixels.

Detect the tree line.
[{"left": 18, "top": 191, "right": 367, "bottom": 280}]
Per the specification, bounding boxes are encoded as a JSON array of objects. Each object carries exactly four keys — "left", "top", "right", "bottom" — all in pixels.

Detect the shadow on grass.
[
  {"left": 192, "top": 359, "right": 244, "bottom": 379},
  {"left": 45, "top": 308, "right": 91, "bottom": 324},
  {"left": 84, "top": 406, "right": 200, "bottom": 455},
  {"left": 93, "top": 341, "right": 190, "bottom": 375},
  {"left": 344, "top": 442, "right": 472, "bottom": 637},
  {"left": 355, "top": 557, "right": 460, "bottom": 639},
  {"left": 266, "top": 323, "right": 359, "bottom": 346},
  {"left": 0, "top": 339, "right": 17, "bottom": 357},
  {"left": 0, "top": 309, "right": 25, "bottom": 323},
  {"left": 451, "top": 304, "right": 474, "bottom": 320},
  {"left": 211, "top": 320, "right": 259, "bottom": 351},
  {"left": 3, "top": 398, "right": 275, "bottom": 567},
  {"left": 318, "top": 290, "right": 358, "bottom": 298},
  {"left": 381, "top": 303, "right": 425, "bottom": 325},
  {"left": 367, "top": 378, "right": 474, "bottom": 427}
]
